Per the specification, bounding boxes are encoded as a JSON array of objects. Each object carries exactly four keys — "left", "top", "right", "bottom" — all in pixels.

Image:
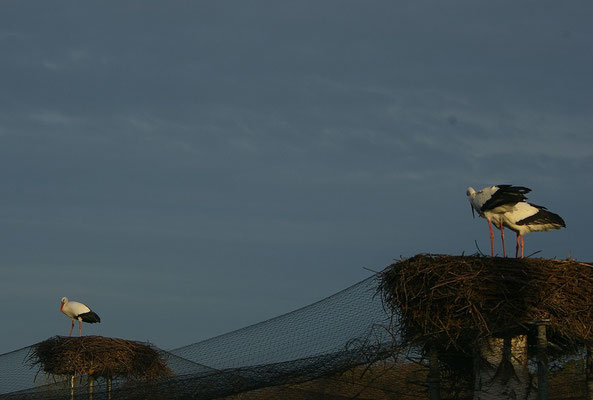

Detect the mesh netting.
[
  {"left": 168, "top": 276, "right": 391, "bottom": 368},
  {"left": 0, "top": 276, "right": 397, "bottom": 399},
  {"left": 0, "top": 346, "right": 37, "bottom": 395},
  {"left": 1, "top": 273, "right": 591, "bottom": 399}
]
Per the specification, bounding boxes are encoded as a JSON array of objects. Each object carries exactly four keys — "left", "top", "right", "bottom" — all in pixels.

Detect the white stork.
[
  {"left": 500, "top": 201, "right": 566, "bottom": 258},
  {"left": 466, "top": 185, "right": 531, "bottom": 257},
  {"left": 60, "top": 297, "right": 101, "bottom": 336}
]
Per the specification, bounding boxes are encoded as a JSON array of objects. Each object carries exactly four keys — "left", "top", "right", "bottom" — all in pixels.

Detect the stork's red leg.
[
  {"left": 78, "top": 320, "right": 83, "bottom": 337},
  {"left": 69, "top": 320, "right": 75, "bottom": 337},
  {"left": 515, "top": 233, "right": 520, "bottom": 258},
  {"left": 520, "top": 235, "right": 525, "bottom": 258},
  {"left": 499, "top": 219, "right": 506, "bottom": 257},
  {"left": 487, "top": 219, "right": 494, "bottom": 257}
]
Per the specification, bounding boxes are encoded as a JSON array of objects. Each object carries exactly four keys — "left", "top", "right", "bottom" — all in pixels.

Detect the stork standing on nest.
[
  {"left": 60, "top": 297, "right": 101, "bottom": 336},
  {"left": 466, "top": 185, "right": 531, "bottom": 257},
  {"left": 500, "top": 201, "right": 566, "bottom": 258}
]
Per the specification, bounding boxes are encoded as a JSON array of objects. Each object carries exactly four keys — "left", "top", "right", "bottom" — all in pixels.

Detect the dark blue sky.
[{"left": 0, "top": 1, "right": 591, "bottom": 354}]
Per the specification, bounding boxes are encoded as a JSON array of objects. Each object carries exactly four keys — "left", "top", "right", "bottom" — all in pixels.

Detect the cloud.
[{"left": 28, "top": 110, "right": 82, "bottom": 125}]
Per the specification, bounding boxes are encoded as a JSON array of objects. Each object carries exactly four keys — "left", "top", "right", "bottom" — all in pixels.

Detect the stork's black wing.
[{"left": 481, "top": 185, "right": 531, "bottom": 211}]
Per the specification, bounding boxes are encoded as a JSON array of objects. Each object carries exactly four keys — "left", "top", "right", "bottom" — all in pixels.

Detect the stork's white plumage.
[
  {"left": 60, "top": 297, "right": 101, "bottom": 336},
  {"left": 500, "top": 201, "right": 566, "bottom": 258},
  {"left": 467, "top": 185, "right": 531, "bottom": 257}
]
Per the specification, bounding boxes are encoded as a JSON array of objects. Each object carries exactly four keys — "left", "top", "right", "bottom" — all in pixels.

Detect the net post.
[
  {"left": 70, "top": 375, "right": 75, "bottom": 400},
  {"left": 531, "top": 319, "right": 549, "bottom": 400},
  {"left": 428, "top": 342, "right": 441, "bottom": 400},
  {"left": 88, "top": 375, "right": 94, "bottom": 400},
  {"left": 587, "top": 345, "right": 593, "bottom": 400}
]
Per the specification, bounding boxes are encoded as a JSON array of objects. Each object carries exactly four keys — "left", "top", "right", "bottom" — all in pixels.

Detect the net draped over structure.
[
  {"left": 0, "top": 276, "right": 397, "bottom": 399},
  {"left": 1, "top": 260, "right": 592, "bottom": 399}
]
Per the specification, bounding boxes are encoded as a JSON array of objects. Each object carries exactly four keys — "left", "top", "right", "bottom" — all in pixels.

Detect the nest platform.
[
  {"left": 28, "top": 335, "right": 172, "bottom": 380},
  {"left": 378, "top": 254, "right": 593, "bottom": 351}
]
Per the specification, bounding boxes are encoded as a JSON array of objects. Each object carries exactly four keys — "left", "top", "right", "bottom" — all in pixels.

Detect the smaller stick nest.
[
  {"left": 28, "top": 336, "right": 173, "bottom": 380},
  {"left": 378, "top": 254, "right": 593, "bottom": 350}
]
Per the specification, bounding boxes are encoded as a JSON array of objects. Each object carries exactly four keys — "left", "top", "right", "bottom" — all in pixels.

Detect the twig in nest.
[{"left": 474, "top": 240, "right": 485, "bottom": 257}]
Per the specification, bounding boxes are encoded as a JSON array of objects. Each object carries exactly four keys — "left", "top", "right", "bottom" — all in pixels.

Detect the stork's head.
[
  {"left": 60, "top": 297, "right": 68, "bottom": 311},
  {"left": 466, "top": 187, "right": 477, "bottom": 218}
]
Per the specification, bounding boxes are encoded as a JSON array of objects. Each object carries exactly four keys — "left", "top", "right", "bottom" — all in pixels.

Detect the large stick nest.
[
  {"left": 28, "top": 336, "right": 173, "bottom": 380},
  {"left": 378, "top": 254, "right": 593, "bottom": 351}
]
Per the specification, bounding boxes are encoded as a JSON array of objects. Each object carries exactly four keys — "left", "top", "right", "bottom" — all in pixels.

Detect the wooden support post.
[
  {"left": 473, "top": 335, "right": 534, "bottom": 399},
  {"left": 107, "top": 377, "right": 112, "bottom": 400},
  {"left": 70, "top": 375, "right": 75, "bottom": 400},
  {"left": 536, "top": 324, "right": 548, "bottom": 400},
  {"left": 88, "top": 375, "right": 94, "bottom": 400},
  {"left": 428, "top": 343, "right": 441, "bottom": 400},
  {"left": 587, "top": 345, "right": 593, "bottom": 400}
]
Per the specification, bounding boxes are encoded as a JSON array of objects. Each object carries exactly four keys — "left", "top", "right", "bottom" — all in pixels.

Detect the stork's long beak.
[{"left": 470, "top": 204, "right": 475, "bottom": 218}]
